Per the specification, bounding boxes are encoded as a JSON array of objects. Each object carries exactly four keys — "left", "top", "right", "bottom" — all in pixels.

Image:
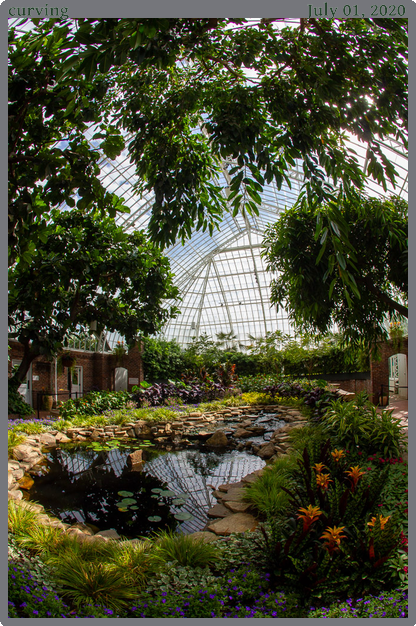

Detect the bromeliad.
[
  {"left": 297, "top": 505, "right": 322, "bottom": 532},
  {"left": 331, "top": 449, "right": 345, "bottom": 463},
  {"left": 316, "top": 473, "right": 332, "bottom": 490},
  {"left": 345, "top": 465, "right": 366, "bottom": 491},
  {"left": 320, "top": 525, "right": 347, "bottom": 555},
  {"left": 312, "top": 462, "right": 328, "bottom": 474},
  {"left": 367, "top": 514, "right": 391, "bottom": 530}
]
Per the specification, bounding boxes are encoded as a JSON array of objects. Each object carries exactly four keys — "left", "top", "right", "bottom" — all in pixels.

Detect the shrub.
[
  {"left": 308, "top": 589, "right": 408, "bottom": 618},
  {"left": 258, "top": 441, "right": 402, "bottom": 604},
  {"left": 152, "top": 529, "right": 220, "bottom": 568},
  {"left": 263, "top": 379, "right": 338, "bottom": 420},
  {"left": 238, "top": 374, "right": 281, "bottom": 392},
  {"left": 59, "top": 390, "right": 132, "bottom": 419},
  {"left": 8, "top": 381, "right": 34, "bottom": 417},
  {"left": 321, "top": 398, "right": 407, "bottom": 459},
  {"left": 46, "top": 552, "right": 138, "bottom": 611},
  {"left": 243, "top": 456, "right": 298, "bottom": 517},
  {"left": 132, "top": 380, "right": 226, "bottom": 407},
  {"left": 240, "top": 392, "right": 277, "bottom": 405},
  {"left": 8, "top": 501, "right": 38, "bottom": 539}
]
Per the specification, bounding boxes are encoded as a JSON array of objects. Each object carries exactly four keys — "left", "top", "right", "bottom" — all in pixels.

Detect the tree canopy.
[
  {"left": 8, "top": 210, "right": 179, "bottom": 383},
  {"left": 262, "top": 195, "right": 408, "bottom": 345},
  {"left": 9, "top": 18, "right": 407, "bottom": 265}
]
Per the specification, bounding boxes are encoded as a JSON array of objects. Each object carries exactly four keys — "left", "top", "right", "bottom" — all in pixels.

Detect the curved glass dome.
[
  {"left": 103, "top": 131, "right": 407, "bottom": 348},
  {"left": 10, "top": 18, "right": 408, "bottom": 349}
]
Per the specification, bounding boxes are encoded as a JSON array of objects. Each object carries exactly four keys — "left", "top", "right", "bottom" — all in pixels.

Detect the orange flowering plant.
[
  {"left": 368, "top": 514, "right": 391, "bottom": 530},
  {"left": 297, "top": 505, "right": 322, "bottom": 532},
  {"left": 316, "top": 473, "right": 332, "bottom": 491},
  {"left": 345, "top": 465, "right": 366, "bottom": 491},
  {"left": 331, "top": 448, "right": 345, "bottom": 463},
  {"left": 320, "top": 525, "right": 347, "bottom": 555},
  {"left": 312, "top": 462, "right": 328, "bottom": 474}
]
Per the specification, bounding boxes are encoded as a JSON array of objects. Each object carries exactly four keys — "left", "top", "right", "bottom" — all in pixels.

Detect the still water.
[{"left": 29, "top": 443, "right": 265, "bottom": 537}]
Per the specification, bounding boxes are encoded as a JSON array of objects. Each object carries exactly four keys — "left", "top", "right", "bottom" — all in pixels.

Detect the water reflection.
[{"left": 30, "top": 445, "right": 265, "bottom": 536}]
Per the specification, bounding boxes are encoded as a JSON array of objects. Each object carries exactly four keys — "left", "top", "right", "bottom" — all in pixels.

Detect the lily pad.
[
  {"left": 151, "top": 488, "right": 163, "bottom": 493},
  {"left": 172, "top": 498, "right": 186, "bottom": 505},
  {"left": 159, "top": 490, "right": 176, "bottom": 498},
  {"left": 148, "top": 515, "right": 162, "bottom": 522},
  {"left": 174, "top": 512, "right": 194, "bottom": 521},
  {"left": 130, "top": 506, "right": 138, "bottom": 510},
  {"left": 118, "top": 508, "right": 128, "bottom": 512},
  {"left": 119, "top": 498, "right": 137, "bottom": 506},
  {"left": 175, "top": 493, "right": 190, "bottom": 500},
  {"left": 118, "top": 490, "right": 134, "bottom": 497}
]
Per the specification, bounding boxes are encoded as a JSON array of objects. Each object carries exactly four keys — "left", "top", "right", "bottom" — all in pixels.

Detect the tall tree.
[
  {"left": 262, "top": 195, "right": 408, "bottom": 344},
  {"left": 8, "top": 210, "right": 180, "bottom": 383},
  {"left": 9, "top": 18, "right": 407, "bottom": 264}
]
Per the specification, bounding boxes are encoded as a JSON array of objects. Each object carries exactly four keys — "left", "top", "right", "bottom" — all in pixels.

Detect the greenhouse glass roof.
[
  {"left": 9, "top": 18, "right": 408, "bottom": 351},
  {"left": 103, "top": 131, "right": 407, "bottom": 349}
]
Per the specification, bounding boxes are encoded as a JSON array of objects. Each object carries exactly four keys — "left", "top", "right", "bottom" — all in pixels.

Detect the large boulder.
[
  {"left": 232, "top": 428, "right": 252, "bottom": 438},
  {"left": 55, "top": 432, "right": 71, "bottom": 443},
  {"left": 134, "top": 421, "right": 153, "bottom": 438},
  {"left": 17, "top": 475, "right": 34, "bottom": 490},
  {"left": 39, "top": 433, "right": 57, "bottom": 447},
  {"left": 205, "top": 430, "right": 229, "bottom": 447},
  {"left": 223, "top": 501, "right": 252, "bottom": 513},
  {"left": 189, "top": 531, "right": 218, "bottom": 543},
  {"left": 207, "top": 503, "right": 232, "bottom": 518},
  {"left": 257, "top": 442, "right": 276, "bottom": 460},
  {"left": 12, "top": 444, "right": 42, "bottom": 465},
  {"left": 207, "top": 512, "right": 258, "bottom": 536}
]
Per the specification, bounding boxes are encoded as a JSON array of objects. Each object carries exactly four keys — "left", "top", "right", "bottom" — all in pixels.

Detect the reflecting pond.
[{"left": 29, "top": 442, "right": 265, "bottom": 537}]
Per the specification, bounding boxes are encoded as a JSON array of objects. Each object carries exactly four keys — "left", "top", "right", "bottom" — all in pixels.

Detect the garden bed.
[{"left": 8, "top": 388, "right": 408, "bottom": 618}]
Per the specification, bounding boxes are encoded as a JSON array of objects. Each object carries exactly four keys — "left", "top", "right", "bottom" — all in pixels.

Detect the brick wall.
[
  {"left": 370, "top": 337, "right": 408, "bottom": 404},
  {"left": 8, "top": 340, "right": 144, "bottom": 408},
  {"left": 326, "top": 378, "right": 372, "bottom": 395}
]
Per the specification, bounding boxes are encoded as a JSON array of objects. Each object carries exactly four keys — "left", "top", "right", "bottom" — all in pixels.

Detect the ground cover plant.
[{"left": 8, "top": 377, "right": 408, "bottom": 618}]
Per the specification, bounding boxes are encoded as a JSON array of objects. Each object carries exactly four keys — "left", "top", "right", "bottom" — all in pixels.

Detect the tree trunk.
[{"left": 10, "top": 341, "right": 39, "bottom": 385}]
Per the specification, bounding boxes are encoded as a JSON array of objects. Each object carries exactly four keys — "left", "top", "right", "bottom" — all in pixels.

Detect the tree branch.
[{"left": 356, "top": 275, "right": 408, "bottom": 318}]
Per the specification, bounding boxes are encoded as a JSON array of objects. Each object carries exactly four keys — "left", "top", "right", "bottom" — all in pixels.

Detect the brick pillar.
[
  {"left": 370, "top": 337, "right": 408, "bottom": 404},
  {"left": 125, "top": 342, "right": 144, "bottom": 391}
]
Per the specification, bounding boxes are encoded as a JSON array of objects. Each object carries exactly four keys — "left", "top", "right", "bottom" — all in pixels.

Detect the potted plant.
[
  {"left": 57, "top": 351, "right": 77, "bottom": 374},
  {"left": 113, "top": 341, "right": 127, "bottom": 366},
  {"left": 42, "top": 388, "right": 54, "bottom": 411},
  {"left": 389, "top": 321, "right": 404, "bottom": 353}
]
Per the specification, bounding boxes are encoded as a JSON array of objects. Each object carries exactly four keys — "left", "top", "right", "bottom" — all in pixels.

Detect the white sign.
[
  {"left": 32, "top": 375, "right": 39, "bottom": 381},
  {"left": 129, "top": 378, "right": 139, "bottom": 385}
]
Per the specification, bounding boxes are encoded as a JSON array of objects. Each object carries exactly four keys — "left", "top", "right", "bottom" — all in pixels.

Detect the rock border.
[{"left": 8, "top": 404, "right": 308, "bottom": 542}]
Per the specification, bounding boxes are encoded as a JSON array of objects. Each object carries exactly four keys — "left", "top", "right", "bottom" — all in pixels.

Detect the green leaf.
[{"left": 174, "top": 511, "right": 193, "bottom": 521}]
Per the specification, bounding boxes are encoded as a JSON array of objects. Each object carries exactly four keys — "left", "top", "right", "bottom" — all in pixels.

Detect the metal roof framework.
[{"left": 9, "top": 17, "right": 408, "bottom": 351}]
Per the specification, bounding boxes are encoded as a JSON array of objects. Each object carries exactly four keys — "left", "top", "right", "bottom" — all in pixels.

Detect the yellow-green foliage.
[
  {"left": 8, "top": 431, "right": 26, "bottom": 457},
  {"left": 241, "top": 392, "right": 278, "bottom": 405}
]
